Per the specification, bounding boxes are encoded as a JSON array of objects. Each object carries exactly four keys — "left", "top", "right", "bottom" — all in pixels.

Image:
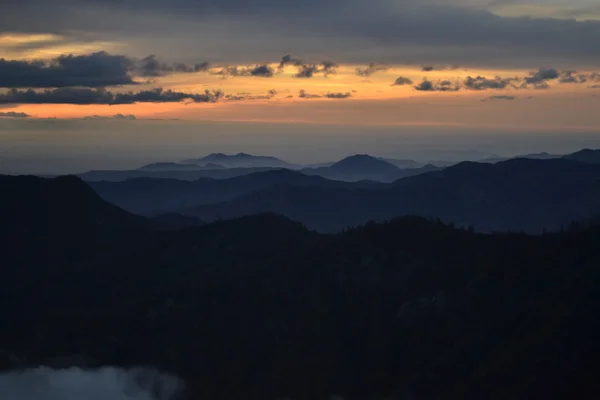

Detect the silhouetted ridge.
[
  {"left": 330, "top": 154, "right": 399, "bottom": 173},
  {"left": 0, "top": 174, "right": 145, "bottom": 232},
  {"left": 90, "top": 169, "right": 382, "bottom": 215},
  {"left": 563, "top": 148, "right": 600, "bottom": 164}
]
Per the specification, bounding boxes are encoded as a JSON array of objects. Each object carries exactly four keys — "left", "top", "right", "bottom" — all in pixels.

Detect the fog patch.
[{"left": 0, "top": 366, "right": 184, "bottom": 400}]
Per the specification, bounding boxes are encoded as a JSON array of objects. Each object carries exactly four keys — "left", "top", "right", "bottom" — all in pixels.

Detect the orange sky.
[{"left": 1, "top": 32, "right": 600, "bottom": 130}]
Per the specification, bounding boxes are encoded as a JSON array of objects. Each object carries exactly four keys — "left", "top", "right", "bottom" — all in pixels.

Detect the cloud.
[
  {"left": 212, "top": 64, "right": 275, "bottom": 78},
  {"left": 481, "top": 95, "right": 516, "bottom": 101},
  {"left": 224, "top": 92, "right": 272, "bottom": 101},
  {"left": 558, "top": 70, "right": 587, "bottom": 84},
  {"left": 194, "top": 62, "right": 211, "bottom": 72},
  {"left": 83, "top": 113, "right": 136, "bottom": 120},
  {"left": 320, "top": 61, "right": 338, "bottom": 77},
  {"left": 0, "top": 111, "right": 30, "bottom": 118},
  {"left": 524, "top": 67, "right": 560, "bottom": 84},
  {"left": 293, "top": 61, "right": 338, "bottom": 78},
  {"left": 463, "top": 75, "right": 519, "bottom": 90},
  {"left": 134, "top": 55, "right": 212, "bottom": 77},
  {"left": 421, "top": 65, "right": 459, "bottom": 72},
  {"left": 277, "top": 55, "right": 338, "bottom": 78},
  {"left": 294, "top": 64, "right": 320, "bottom": 78},
  {"left": 0, "top": 52, "right": 134, "bottom": 88},
  {"left": 0, "top": 87, "right": 224, "bottom": 104},
  {"left": 414, "top": 79, "right": 460, "bottom": 92},
  {"left": 0, "top": 366, "right": 184, "bottom": 400},
  {"left": 136, "top": 55, "right": 168, "bottom": 77},
  {"left": 248, "top": 64, "right": 275, "bottom": 77},
  {"left": 355, "top": 63, "right": 388, "bottom": 77},
  {"left": 392, "top": 77, "right": 414, "bottom": 86},
  {"left": 278, "top": 54, "right": 303, "bottom": 72},
  {"left": 325, "top": 92, "right": 352, "bottom": 99},
  {"left": 557, "top": 70, "right": 600, "bottom": 84},
  {"left": 298, "top": 89, "right": 321, "bottom": 99}
]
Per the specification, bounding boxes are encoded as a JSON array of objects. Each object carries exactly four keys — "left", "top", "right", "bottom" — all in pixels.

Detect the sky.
[{"left": 1, "top": 0, "right": 600, "bottom": 172}]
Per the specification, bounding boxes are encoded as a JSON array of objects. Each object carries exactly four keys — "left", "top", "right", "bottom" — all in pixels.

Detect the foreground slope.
[{"left": 2, "top": 175, "right": 600, "bottom": 400}]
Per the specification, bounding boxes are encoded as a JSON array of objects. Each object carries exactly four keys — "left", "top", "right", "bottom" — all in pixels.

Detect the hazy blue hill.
[
  {"left": 183, "top": 152, "right": 296, "bottom": 168},
  {"left": 301, "top": 154, "right": 440, "bottom": 182},
  {"left": 184, "top": 158, "right": 600, "bottom": 233},
  {"left": 90, "top": 169, "right": 385, "bottom": 215}
]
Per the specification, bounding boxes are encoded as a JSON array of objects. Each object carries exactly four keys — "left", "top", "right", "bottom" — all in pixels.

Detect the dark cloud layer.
[
  {"left": 2, "top": 1, "right": 600, "bottom": 67},
  {"left": 0, "top": 52, "right": 134, "bottom": 88},
  {"left": 0, "top": 88, "right": 223, "bottom": 104}
]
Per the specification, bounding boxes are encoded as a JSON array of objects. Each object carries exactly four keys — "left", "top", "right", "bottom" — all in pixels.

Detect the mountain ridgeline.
[
  {"left": 1, "top": 172, "right": 600, "bottom": 400},
  {"left": 89, "top": 152, "right": 600, "bottom": 233}
]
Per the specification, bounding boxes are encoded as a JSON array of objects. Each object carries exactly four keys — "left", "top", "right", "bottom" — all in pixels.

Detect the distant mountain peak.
[
  {"left": 332, "top": 154, "right": 399, "bottom": 171},
  {"left": 183, "top": 153, "right": 294, "bottom": 168},
  {"left": 563, "top": 148, "right": 600, "bottom": 164}
]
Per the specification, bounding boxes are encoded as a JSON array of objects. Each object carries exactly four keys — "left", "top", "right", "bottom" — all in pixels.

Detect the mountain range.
[
  {"left": 181, "top": 157, "right": 600, "bottom": 233},
  {"left": 83, "top": 150, "right": 600, "bottom": 233}
]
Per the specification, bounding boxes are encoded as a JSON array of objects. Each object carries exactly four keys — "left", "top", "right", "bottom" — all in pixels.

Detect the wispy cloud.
[{"left": 356, "top": 63, "right": 388, "bottom": 77}]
